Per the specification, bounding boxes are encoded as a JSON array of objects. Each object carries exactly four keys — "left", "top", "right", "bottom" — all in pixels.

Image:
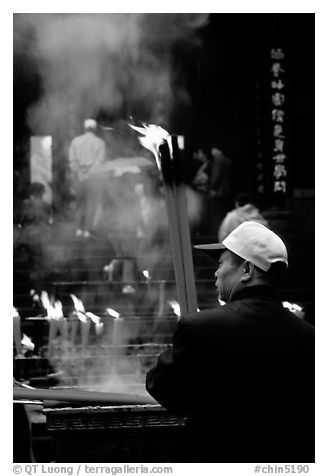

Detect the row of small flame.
[
  {"left": 13, "top": 289, "right": 182, "bottom": 358},
  {"left": 13, "top": 291, "right": 122, "bottom": 357}
]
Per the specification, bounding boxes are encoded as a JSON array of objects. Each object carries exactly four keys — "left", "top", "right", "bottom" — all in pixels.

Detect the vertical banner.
[
  {"left": 254, "top": 82, "right": 265, "bottom": 195},
  {"left": 270, "top": 48, "right": 288, "bottom": 196},
  {"left": 30, "top": 136, "right": 53, "bottom": 204}
]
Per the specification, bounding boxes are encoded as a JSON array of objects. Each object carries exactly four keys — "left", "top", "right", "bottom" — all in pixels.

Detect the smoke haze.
[
  {"left": 14, "top": 13, "right": 209, "bottom": 137},
  {"left": 14, "top": 13, "right": 208, "bottom": 391}
]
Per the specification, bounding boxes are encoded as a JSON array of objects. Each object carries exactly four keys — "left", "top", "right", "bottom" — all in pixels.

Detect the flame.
[
  {"left": 106, "top": 308, "right": 120, "bottom": 319},
  {"left": 282, "top": 301, "right": 304, "bottom": 317},
  {"left": 40, "top": 292, "right": 64, "bottom": 320},
  {"left": 13, "top": 307, "right": 19, "bottom": 318},
  {"left": 129, "top": 123, "right": 171, "bottom": 169},
  {"left": 53, "top": 301, "right": 64, "bottom": 320},
  {"left": 85, "top": 312, "right": 103, "bottom": 337},
  {"left": 85, "top": 311, "right": 101, "bottom": 325},
  {"left": 70, "top": 294, "right": 88, "bottom": 322},
  {"left": 30, "top": 289, "right": 40, "bottom": 302},
  {"left": 40, "top": 290, "right": 52, "bottom": 315},
  {"left": 21, "top": 333, "right": 35, "bottom": 352},
  {"left": 76, "top": 312, "right": 88, "bottom": 323},
  {"left": 169, "top": 300, "right": 181, "bottom": 317},
  {"left": 70, "top": 294, "right": 86, "bottom": 313},
  {"left": 142, "top": 270, "right": 150, "bottom": 280}
]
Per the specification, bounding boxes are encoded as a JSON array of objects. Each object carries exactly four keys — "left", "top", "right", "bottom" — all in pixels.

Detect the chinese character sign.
[{"left": 270, "top": 48, "right": 287, "bottom": 194}]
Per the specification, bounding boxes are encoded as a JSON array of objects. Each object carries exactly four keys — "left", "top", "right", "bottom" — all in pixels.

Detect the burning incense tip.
[{"left": 129, "top": 122, "right": 171, "bottom": 169}]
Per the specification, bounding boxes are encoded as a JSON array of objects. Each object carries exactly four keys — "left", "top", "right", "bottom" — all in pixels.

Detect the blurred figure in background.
[
  {"left": 16, "top": 182, "right": 52, "bottom": 294},
  {"left": 191, "top": 149, "right": 210, "bottom": 193},
  {"left": 208, "top": 144, "right": 233, "bottom": 236},
  {"left": 19, "top": 182, "right": 52, "bottom": 227},
  {"left": 68, "top": 118, "right": 106, "bottom": 238},
  {"left": 218, "top": 192, "right": 268, "bottom": 241},
  {"left": 189, "top": 149, "right": 211, "bottom": 236}
]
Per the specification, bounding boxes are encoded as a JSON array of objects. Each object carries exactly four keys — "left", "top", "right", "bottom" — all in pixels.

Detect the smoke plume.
[{"left": 14, "top": 13, "right": 209, "bottom": 137}]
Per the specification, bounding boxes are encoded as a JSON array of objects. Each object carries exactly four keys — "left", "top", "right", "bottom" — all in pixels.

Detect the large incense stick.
[
  {"left": 130, "top": 124, "right": 197, "bottom": 316},
  {"left": 159, "top": 141, "right": 189, "bottom": 315},
  {"left": 171, "top": 135, "right": 198, "bottom": 313}
]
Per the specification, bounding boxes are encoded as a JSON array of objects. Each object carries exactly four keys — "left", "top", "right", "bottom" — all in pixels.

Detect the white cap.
[
  {"left": 195, "top": 221, "right": 288, "bottom": 272},
  {"left": 84, "top": 118, "right": 97, "bottom": 130}
]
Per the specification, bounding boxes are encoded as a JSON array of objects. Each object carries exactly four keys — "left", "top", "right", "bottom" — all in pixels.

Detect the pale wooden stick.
[
  {"left": 171, "top": 135, "right": 198, "bottom": 314},
  {"left": 159, "top": 142, "right": 189, "bottom": 316}
]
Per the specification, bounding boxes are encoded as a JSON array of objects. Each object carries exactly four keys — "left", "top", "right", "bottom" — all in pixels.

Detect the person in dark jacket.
[
  {"left": 146, "top": 221, "right": 314, "bottom": 463},
  {"left": 207, "top": 145, "right": 233, "bottom": 235}
]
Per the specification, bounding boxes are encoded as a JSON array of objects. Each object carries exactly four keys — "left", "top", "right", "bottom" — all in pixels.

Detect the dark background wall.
[{"left": 172, "top": 13, "right": 314, "bottom": 200}]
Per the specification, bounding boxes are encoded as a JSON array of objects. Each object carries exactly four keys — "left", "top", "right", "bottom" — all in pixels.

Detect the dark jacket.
[
  {"left": 209, "top": 152, "right": 232, "bottom": 197},
  {"left": 146, "top": 285, "right": 314, "bottom": 462}
]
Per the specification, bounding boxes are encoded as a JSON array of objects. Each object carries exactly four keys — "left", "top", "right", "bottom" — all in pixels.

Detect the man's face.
[{"left": 214, "top": 250, "right": 244, "bottom": 303}]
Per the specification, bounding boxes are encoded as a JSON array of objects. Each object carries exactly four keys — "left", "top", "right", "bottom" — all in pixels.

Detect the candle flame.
[
  {"left": 106, "top": 308, "right": 120, "bottom": 319},
  {"left": 70, "top": 294, "right": 86, "bottom": 312},
  {"left": 87, "top": 313, "right": 104, "bottom": 338},
  {"left": 70, "top": 294, "right": 88, "bottom": 322},
  {"left": 40, "top": 290, "right": 52, "bottom": 315},
  {"left": 21, "top": 333, "right": 35, "bottom": 352},
  {"left": 85, "top": 311, "right": 101, "bottom": 325},
  {"left": 53, "top": 301, "right": 64, "bottom": 320},
  {"left": 282, "top": 301, "right": 304, "bottom": 316},
  {"left": 129, "top": 123, "right": 171, "bottom": 169},
  {"left": 142, "top": 270, "right": 150, "bottom": 280},
  {"left": 76, "top": 312, "right": 88, "bottom": 323},
  {"left": 169, "top": 300, "right": 181, "bottom": 317}
]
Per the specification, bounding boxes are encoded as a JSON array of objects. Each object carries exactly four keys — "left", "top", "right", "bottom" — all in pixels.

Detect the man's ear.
[{"left": 241, "top": 261, "right": 255, "bottom": 282}]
